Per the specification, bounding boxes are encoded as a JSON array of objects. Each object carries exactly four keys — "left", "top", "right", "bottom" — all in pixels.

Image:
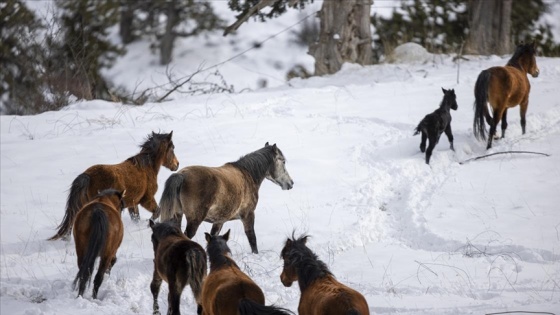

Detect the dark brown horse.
[
  {"left": 280, "top": 234, "right": 370, "bottom": 315},
  {"left": 159, "top": 143, "right": 293, "bottom": 254},
  {"left": 73, "top": 188, "right": 125, "bottom": 299},
  {"left": 149, "top": 220, "right": 207, "bottom": 315},
  {"left": 201, "top": 230, "right": 293, "bottom": 315},
  {"left": 49, "top": 131, "right": 179, "bottom": 240},
  {"left": 473, "top": 42, "right": 540, "bottom": 149}
]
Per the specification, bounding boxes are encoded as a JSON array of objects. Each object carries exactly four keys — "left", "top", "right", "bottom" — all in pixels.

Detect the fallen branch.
[
  {"left": 486, "top": 311, "right": 556, "bottom": 315},
  {"left": 460, "top": 151, "right": 550, "bottom": 165}
]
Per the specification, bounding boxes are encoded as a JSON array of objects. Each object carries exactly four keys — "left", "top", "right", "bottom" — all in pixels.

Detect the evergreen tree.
[
  {"left": 0, "top": 0, "right": 46, "bottom": 114},
  {"left": 50, "top": 0, "right": 122, "bottom": 100},
  {"left": 371, "top": 0, "right": 468, "bottom": 61}
]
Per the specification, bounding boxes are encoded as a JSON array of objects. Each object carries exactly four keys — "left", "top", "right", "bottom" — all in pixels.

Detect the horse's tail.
[
  {"left": 238, "top": 298, "right": 294, "bottom": 315},
  {"left": 186, "top": 247, "right": 207, "bottom": 304},
  {"left": 159, "top": 173, "right": 185, "bottom": 223},
  {"left": 73, "top": 207, "right": 108, "bottom": 297},
  {"left": 49, "top": 173, "right": 90, "bottom": 240},
  {"left": 473, "top": 69, "right": 491, "bottom": 141},
  {"left": 413, "top": 120, "right": 426, "bottom": 136}
]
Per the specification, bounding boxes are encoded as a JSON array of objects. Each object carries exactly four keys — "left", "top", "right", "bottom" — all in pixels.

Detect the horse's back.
[
  {"left": 202, "top": 267, "right": 265, "bottom": 315},
  {"left": 487, "top": 66, "right": 530, "bottom": 107},
  {"left": 299, "top": 278, "right": 369, "bottom": 315},
  {"left": 155, "top": 236, "right": 205, "bottom": 281},
  {"left": 84, "top": 163, "right": 147, "bottom": 205}
]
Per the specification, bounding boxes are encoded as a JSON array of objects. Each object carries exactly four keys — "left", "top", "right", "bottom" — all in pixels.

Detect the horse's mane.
[
  {"left": 206, "top": 237, "right": 239, "bottom": 271},
  {"left": 506, "top": 43, "right": 535, "bottom": 69},
  {"left": 282, "top": 234, "right": 333, "bottom": 291},
  {"left": 228, "top": 146, "right": 275, "bottom": 184},
  {"left": 127, "top": 132, "right": 169, "bottom": 168}
]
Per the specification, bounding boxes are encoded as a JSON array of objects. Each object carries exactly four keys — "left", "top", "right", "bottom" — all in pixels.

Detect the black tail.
[
  {"left": 238, "top": 298, "right": 293, "bottom": 315},
  {"left": 73, "top": 207, "right": 108, "bottom": 297},
  {"left": 158, "top": 173, "right": 185, "bottom": 222},
  {"left": 413, "top": 121, "right": 426, "bottom": 136},
  {"left": 49, "top": 173, "right": 90, "bottom": 240},
  {"left": 473, "top": 70, "right": 491, "bottom": 140}
]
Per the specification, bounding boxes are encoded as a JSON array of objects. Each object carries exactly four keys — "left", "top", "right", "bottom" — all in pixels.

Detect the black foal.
[{"left": 413, "top": 88, "right": 458, "bottom": 164}]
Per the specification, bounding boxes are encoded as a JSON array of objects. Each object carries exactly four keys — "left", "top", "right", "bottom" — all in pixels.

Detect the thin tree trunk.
[
  {"left": 309, "top": 0, "right": 373, "bottom": 76},
  {"left": 160, "top": 0, "right": 178, "bottom": 65},
  {"left": 119, "top": 1, "right": 135, "bottom": 44},
  {"left": 466, "top": 0, "right": 512, "bottom": 55}
]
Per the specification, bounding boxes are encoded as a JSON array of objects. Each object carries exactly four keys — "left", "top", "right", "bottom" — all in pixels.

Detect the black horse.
[{"left": 414, "top": 88, "right": 458, "bottom": 164}]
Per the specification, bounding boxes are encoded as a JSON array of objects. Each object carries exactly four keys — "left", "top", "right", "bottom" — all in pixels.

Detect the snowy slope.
[
  {"left": 2, "top": 1, "right": 560, "bottom": 314},
  {"left": 2, "top": 54, "right": 560, "bottom": 314}
]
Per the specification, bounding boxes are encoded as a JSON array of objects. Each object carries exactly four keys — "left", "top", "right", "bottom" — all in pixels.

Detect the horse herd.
[{"left": 46, "top": 42, "right": 540, "bottom": 315}]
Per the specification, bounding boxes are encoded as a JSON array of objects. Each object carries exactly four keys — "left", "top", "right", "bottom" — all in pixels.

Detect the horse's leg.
[
  {"left": 241, "top": 212, "right": 258, "bottom": 254},
  {"left": 150, "top": 268, "right": 162, "bottom": 315},
  {"left": 106, "top": 257, "right": 117, "bottom": 275},
  {"left": 128, "top": 206, "right": 140, "bottom": 223},
  {"left": 444, "top": 124, "right": 454, "bottom": 151},
  {"left": 520, "top": 98, "right": 529, "bottom": 134},
  {"left": 420, "top": 132, "right": 427, "bottom": 153},
  {"left": 210, "top": 223, "right": 223, "bottom": 236},
  {"left": 140, "top": 198, "right": 160, "bottom": 221},
  {"left": 92, "top": 258, "right": 109, "bottom": 299},
  {"left": 425, "top": 133, "right": 437, "bottom": 164},
  {"left": 487, "top": 107, "right": 505, "bottom": 149},
  {"left": 167, "top": 277, "right": 181, "bottom": 315},
  {"left": 501, "top": 109, "right": 508, "bottom": 138}
]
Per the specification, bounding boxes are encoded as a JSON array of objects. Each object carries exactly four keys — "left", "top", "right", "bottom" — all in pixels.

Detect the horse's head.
[
  {"left": 512, "top": 42, "right": 539, "bottom": 78},
  {"left": 95, "top": 188, "right": 126, "bottom": 212},
  {"left": 161, "top": 131, "right": 180, "bottom": 171},
  {"left": 280, "top": 234, "right": 310, "bottom": 287},
  {"left": 264, "top": 142, "right": 294, "bottom": 190},
  {"left": 205, "top": 230, "right": 232, "bottom": 260},
  {"left": 150, "top": 220, "right": 182, "bottom": 253},
  {"left": 441, "top": 88, "right": 458, "bottom": 111}
]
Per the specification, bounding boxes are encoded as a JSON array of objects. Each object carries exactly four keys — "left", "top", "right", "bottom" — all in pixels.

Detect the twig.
[{"left": 460, "top": 151, "right": 550, "bottom": 165}]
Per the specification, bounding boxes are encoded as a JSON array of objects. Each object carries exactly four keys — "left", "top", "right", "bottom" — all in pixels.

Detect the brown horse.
[
  {"left": 49, "top": 131, "right": 179, "bottom": 240},
  {"left": 73, "top": 188, "right": 125, "bottom": 299},
  {"left": 149, "top": 220, "right": 207, "bottom": 315},
  {"left": 280, "top": 234, "right": 370, "bottom": 315},
  {"left": 473, "top": 42, "right": 540, "bottom": 149},
  {"left": 159, "top": 143, "right": 293, "bottom": 254},
  {"left": 201, "top": 230, "right": 293, "bottom": 315}
]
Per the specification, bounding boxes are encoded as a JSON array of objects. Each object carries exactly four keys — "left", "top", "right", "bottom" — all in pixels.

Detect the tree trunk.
[
  {"left": 119, "top": 1, "right": 135, "bottom": 44},
  {"left": 160, "top": 0, "right": 178, "bottom": 65},
  {"left": 309, "top": 0, "right": 373, "bottom": 76},
  {"left": 465, "top": 0, "right": 512, "bottom": 55}
]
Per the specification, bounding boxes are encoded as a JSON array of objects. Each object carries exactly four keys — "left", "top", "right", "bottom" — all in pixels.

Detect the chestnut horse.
[
  {"left": 73, "top": 189, "right": 125, "bottom": 299},
  {"left": 149, "top": 220, "right": 207, "bottom": 315},
  {"left": 280, "top": 235, "right": 370, "bottom": 315},
  {"left": 201, "top": 230, "right": 293, "bottom": 315},
  {"left": 473, "top": 42, "right": 540, "bottom": 149},
  {"left": 159, "top": 143, "right": 293, "bottom": 254},
  {"left": 49, "top": 131, "right": 179, "bottom": 240}
]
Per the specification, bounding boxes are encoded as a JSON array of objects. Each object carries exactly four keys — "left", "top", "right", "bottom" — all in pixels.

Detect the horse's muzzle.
[{"left": 532, "top": 69, "right": 540, "bottom": 78}]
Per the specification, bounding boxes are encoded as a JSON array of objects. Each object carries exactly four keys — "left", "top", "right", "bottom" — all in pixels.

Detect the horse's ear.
[
  {"left": 265, "top": 142, "right": 270, "bottom": 147},
  {"left": 441, "top": 87, "right": 447, "bottom": 94},
  {"left": 168, "top": 131, "right": 173, "bottom": 139},
  {"left": 205, "top": 232, "right": 211, "bottom": 243},
  {"left": 149, "top": 219, "right": 155, "bottom": 229},
  {"left": 223, "top": 229, "right": 231, "bottom": 241},
  {"left": 301, "top": 235, "right": 309, "bottom": 245}
]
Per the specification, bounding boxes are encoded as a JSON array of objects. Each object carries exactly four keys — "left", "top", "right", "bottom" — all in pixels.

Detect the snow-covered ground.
[{"left": 2, "top": 1, "right": 560, "bottom": 315}]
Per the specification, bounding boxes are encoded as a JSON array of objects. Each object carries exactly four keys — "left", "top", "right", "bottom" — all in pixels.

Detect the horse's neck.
[{"left": 209, "top": 253, "right": 237, "bottom": 272}]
